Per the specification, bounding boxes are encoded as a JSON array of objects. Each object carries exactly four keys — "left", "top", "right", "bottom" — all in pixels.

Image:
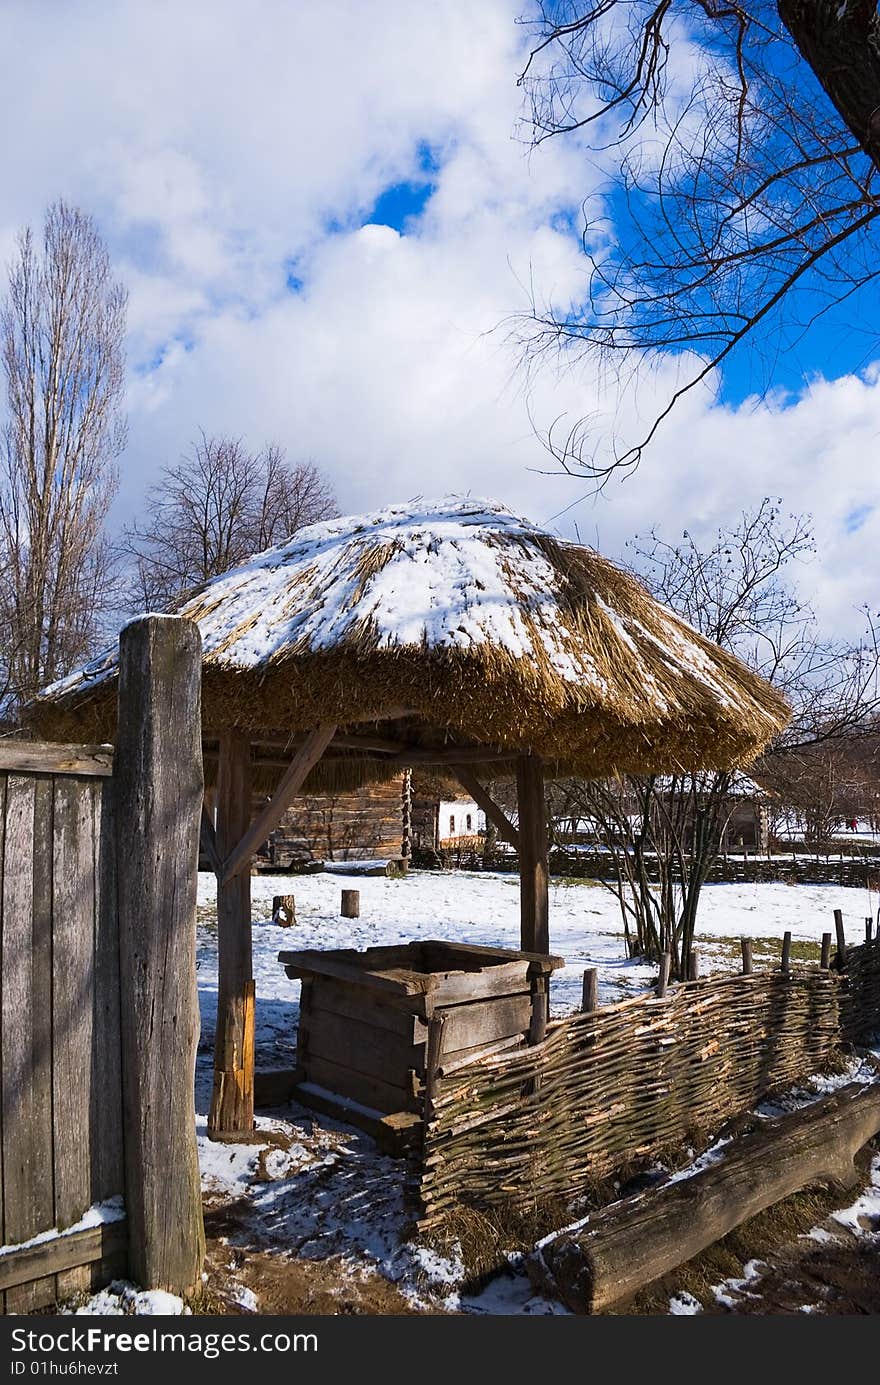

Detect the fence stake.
[
  {"left": 582, "top": 968, "right": 599, "bottom": 1013},
  {"left": 657, "top": 953, "right": 671, "bottom": 999},
  {"left": 820, "top": 932, "right": 832, "bottom": 969},
  {"left": 116, "top": 615, "right": 205, "bottom": 1296},
  {"left": 866, "top": 918, "right": 874, "bottom": 945},
  {"left": 834, "top": 909, "right": 847, "bottom": 970},
  {"left": 741, "top": 938, "right": 753, "bottom": 975},
  {"left": 687, "top": 949, "right": 700, "bottom": 982},
  {"left": 424, "top": 1013, "right": 446, "bottom": 1116},
  {"left": 781, "top": 931, "right": 792, "bottom": 975}
]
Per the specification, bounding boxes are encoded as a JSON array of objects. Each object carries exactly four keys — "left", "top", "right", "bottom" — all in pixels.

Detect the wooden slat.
[
  {"left": 438, "top": 993, "right": 532, "bottom": 1053},
  {"left": 0, "top": 1219, "right": 127, "bottom": 1294},
  {"left": 91, "top": 779, "right": 123, "bottom": 1203},
  {"left": 220, "top": 722, "right": 337, "bottom": 885},
  {"left": 303, "top": 1054, "right": 418, "bottom": 1115},
  {"left": 309, "top": 981, "right": 427, "bottom": 1040},
  {"left": 0, "top": 743, "right": 113, "bottom": 777},
  {"left": 281, "top": 950, "right": 435, "bottom": 997},
  {"left": 304, "top": 1010, "right": 421, "bottom": 1082},
  {"left": 52, "top": 777, "right": 95, "bottom": 1299},
  {"left": 1, "top": 775, "right": 52, "bottom": 1312}
]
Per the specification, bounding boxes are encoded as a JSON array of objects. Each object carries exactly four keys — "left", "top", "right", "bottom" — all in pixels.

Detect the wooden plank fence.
[{"left": 0, "top": 616, "right": 205, "bottom": 1312}]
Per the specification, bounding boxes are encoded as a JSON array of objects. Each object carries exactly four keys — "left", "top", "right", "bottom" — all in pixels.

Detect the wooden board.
[
  {"left": 303, "top": 1009, "right": 421, "bottom": 1083},
  {"left": 431, "top": 960, "right": 536, "bottom": 1007},
  {"left": 438, "top": 992, "right": 532, "bottom": 1054},
  {"left": 302, "top": 1054, "right": 419, "bottom": 1115},
  {"left": 91, "top": 779, "right": 124, "bottom": 1204},
  {"left": 52, "top": 776, "right": 97, "bottom": 1300},
  {"left": 0, "top": 743, "right": 113, "bottom": 777},
  {"left": 0, "top": 1221, "right": 127, "bottom": 1295},
  {"left": 309, "top": 979, "right": 428, "bottom": 1041},
  {"left": 1, "top": 774, "right": 55, "bottom": 1312}
]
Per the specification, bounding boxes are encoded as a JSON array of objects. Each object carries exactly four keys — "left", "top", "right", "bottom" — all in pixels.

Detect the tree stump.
[
  {"left": 341, "top": 889, "right": 360, "bottom": 918},
  {"left": 272, "top": 894, "right": 296, "bottom": 927}
]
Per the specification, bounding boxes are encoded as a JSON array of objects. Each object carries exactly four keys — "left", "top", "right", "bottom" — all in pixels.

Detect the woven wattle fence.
[{"left": 414, "top": 940, "right": 880, "bottom": 1231}]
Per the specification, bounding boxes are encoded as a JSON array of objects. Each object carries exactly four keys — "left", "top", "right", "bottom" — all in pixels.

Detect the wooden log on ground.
[
  {"left": 116, "top": 615, "right": 205, "bottom": 1295},
  {"left": 341, "top": 889, "right": 360, "bottom": 918},
  {"left": 529, "top": 1082, "right": 880, "bottom": 1315}
]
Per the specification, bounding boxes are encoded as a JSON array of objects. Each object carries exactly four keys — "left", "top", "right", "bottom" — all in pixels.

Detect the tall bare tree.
[
  {"left": 123, "top": 433, "right": 338, "bottom": 610},
  {"left": 518, "top": 3, "right": 880, "bottom": 476},
  {"left": 0, "top": 200, "right": 126, "bottom": 710}
]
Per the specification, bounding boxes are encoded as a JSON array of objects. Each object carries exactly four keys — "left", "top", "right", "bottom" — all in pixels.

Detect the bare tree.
[
  {"left": 554, "top": 499, "right": 880, "bottom": 971},
  {"left": 123, "top": 434, "right": 338, "bottom": 611},
  {"left": 517, "top": 3, "right": 880, "bottom": 476},
  {"left": 0, "top": 200, "right": 126, "bottom": 710}
]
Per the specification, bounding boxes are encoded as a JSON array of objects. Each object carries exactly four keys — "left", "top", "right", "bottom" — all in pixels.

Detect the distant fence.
[
  {"left": 0, "top": 617, "right": 204, "bottom": 1312},
  {"left": 425, "top": 846, "right": 880, "bottom": 890},
  {"left": 413, "top": 938, "right": 880, "bottom": 1232}
]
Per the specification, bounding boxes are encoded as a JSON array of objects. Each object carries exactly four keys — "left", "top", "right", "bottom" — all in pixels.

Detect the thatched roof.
[{"left": 32, "top": 497, "right": 789, "bottom": 786}]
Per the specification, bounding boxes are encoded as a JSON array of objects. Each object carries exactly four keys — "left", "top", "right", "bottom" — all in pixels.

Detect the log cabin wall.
[{"left": 257, "top": 773, "right": 408, "bottom": 867}]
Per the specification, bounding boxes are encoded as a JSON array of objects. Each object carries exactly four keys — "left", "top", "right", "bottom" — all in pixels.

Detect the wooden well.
[{"left": 276, "top": 940, "right": 563, "bottom": 1148}]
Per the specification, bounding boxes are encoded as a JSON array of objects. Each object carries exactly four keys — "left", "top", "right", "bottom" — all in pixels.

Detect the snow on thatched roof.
[{"left": 32, "top": 497, "right": 789, "bottom": 779}]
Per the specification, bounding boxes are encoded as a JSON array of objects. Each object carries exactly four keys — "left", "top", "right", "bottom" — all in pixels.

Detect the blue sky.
[{"left": 0, "top": 0, "right": 877, "bottom": 637}]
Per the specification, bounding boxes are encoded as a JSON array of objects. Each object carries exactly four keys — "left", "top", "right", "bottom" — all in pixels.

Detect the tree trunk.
[{"left": 778, "top": 0, "right": 880, "bottom": 172}]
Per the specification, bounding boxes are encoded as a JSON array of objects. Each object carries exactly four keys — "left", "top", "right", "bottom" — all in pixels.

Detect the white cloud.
[{"left": 0, "top": 0, "right": 876, "bottom": 641}]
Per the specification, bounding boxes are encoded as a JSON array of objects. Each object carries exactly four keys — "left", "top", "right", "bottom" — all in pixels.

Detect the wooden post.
[
  {"left": 741, "top": 938, "right": 753, "bottom": 975},
  {"left": 581, "top": 968, "right": 598, "bottom": 1013},
  {"left": 115, "top": 615, "right": 205, "bottom": 1295},
  {"left": 687, "top": 949, "right": 700, "bottom": 982},
  {"left": 516, "top": 753, "right": 549, "bottom": 954},
  {"left": 208, "top": 729, "right": 254, "bottom": 1138},
  {"left": 820, "top": 932, "right": 832, "bottom": 969},
  {"left": 834, "top": 908, "right": 847, "bottom": 970},
  {"left": 781, "top": 931, "right": 792, "bottom": 975},
  {"left": 341, "top": 889, "right": 360, "bottom": 918},
  {"left": 424, "top": 1013, "right": 446, "bottom": 1117},
  {"left": 657, "top": 952, "right": 672, "bottom": 998},
  {"left": 866, "top": 918, "right": 874, "bottom": 944}
]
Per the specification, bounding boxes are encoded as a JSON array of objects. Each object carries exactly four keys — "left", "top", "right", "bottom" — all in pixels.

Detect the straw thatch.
[{"left": 32, "top": 497, "right": 789, "bottom": 786}]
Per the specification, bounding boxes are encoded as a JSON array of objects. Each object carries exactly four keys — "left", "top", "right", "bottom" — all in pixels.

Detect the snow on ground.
[{"left": 184, "top": 869, "right": 880, "bottom": 1315}]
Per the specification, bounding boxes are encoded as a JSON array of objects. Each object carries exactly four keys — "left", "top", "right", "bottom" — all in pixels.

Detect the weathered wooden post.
[
  {"left": 209, "top": 730, "right": 254, "bottom": 1137},
  {"left": 741, "top": 938, "right": 753, "bottom": 975},
  {"left": 687, "top": 949, "right": 700, "bottom": 982},
  {"left": 866, "top": 918, "right": 874, "bottom": 944},
  {"left": 781, "top": 931, "right": 792, "bottom": 975},
  {"left": 834, "top": 908, "right": 847, "bottom": 970},
  {"left": 582, "top": 968, "right": 599, "bottom": 1012},
  {"left": 820, "top": 932, "right": 832, "bottom": 969},
  {"left": 516, "top": 753, "right": 549, "bottom": 954},
  {"left": 341, "top": 889, "right": 360, "bottom": 918},
  {"left": 115, "top": 615, "right": 205, "bottom": 1295},
  {"left": 657, "top": 952, "right": 672, "bottom": 997}
]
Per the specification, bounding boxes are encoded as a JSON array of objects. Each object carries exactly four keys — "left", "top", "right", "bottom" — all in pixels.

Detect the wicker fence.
[{"left": 414, "top": 939, "right": 880, "bottom": 1231}]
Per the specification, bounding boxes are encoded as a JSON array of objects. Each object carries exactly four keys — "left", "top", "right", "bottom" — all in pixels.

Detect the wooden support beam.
[
  {"left": 200, "top": 800, "right": 221, "bottom": 875},
  {"left": 115, "top": 615, "right": 205, "bottom": 1294},
  {"left": 219, "top": 722, "right": 337, "bottom": 885},
  {"left": 453, "top": 765, "right": 520, "bottom": 851},
  {"left": 209, "top": 729, "right": 255, "bottom": 1138},
  {"left": 516, "top": 753, "right": 549, "bottom": 954},
  {"left": 529, "top": 1083, "right": 880, "bottom": 1315},
  {"left": 0, "top": 741, "right": 114, "bottom": 776}
]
